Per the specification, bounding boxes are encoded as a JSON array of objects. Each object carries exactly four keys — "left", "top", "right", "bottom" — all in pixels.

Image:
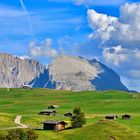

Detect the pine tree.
[{"left": 71, "top": 107, "right": 86, "bottom": 128}]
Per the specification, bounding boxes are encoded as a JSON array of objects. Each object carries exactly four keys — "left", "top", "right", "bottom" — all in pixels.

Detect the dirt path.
[
  {"left": 0, "top": 115, "right": 28, "bottom": 130},
  {"left": 14, "top": 115, "right": 28, "bottom": 128}
]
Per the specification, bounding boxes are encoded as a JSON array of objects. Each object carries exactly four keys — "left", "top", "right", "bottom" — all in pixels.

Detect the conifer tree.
[{"left": 71, "top": 107, "right": 86, "bottom": 128}]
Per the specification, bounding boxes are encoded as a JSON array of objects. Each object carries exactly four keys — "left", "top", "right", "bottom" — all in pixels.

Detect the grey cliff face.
[
  {"left": 45, "top": 55, "right": 128, "bottom": 91},
  {"left": 0, "top": 53, "right": 128, "bottom": 91},
  {"left": 0, "top": 53, "right": 46, "bottom": 88}
]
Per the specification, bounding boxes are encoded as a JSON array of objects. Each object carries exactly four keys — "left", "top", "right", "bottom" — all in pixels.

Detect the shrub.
[
  {"left": 26, "top": 130, "right": 38, "bottom": 140},
  {"left": 71, "top": 107, "right": 86, "bottom": 128},
  {"left": 6, "top": 129, "right": 38, "bottom": 140},
  {"left": 0, "top": 134, "right": 6, "bottom": 140},
  {"left": 6, "top": 129, "right": 27, "bottom": 140}
]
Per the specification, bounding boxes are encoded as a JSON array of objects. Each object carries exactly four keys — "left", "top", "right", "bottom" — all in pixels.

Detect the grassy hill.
[{"left": 0, "top": 88, "right": 140, "bottom": 139}]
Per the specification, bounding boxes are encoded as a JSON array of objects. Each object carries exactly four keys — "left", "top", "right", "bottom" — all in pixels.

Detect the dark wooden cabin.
[
  {"left": 39, "top": 110, "right": 56, "bottom": 116},
  {"left": 64, "top": 112, "right": 72, "bottom": 117},
  {"left": 43, "top": 120, "right": 67, "bottom": 131},
  {"left": 122, "top": 114, "right": 131, "bottom": 120},
  {"left": 105, "top": 115, "right": 118, "bottom": 120},
  {"left": 21, "top": 85, "right": 32, "bottom": 90},
  {"left": 48, "top": 105, "right": 59, "bottom": 109}
]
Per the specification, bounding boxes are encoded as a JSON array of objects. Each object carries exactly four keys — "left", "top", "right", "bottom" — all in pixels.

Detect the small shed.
[
  {"left": 48, "top": 105, "right": 59, "bottom": 109},
  {"left": 43, "top": 120, "right": 67, "bottom": 131},
  {"left": 122, "top": 114, "right": 131, "bottom": 120},
  {"left": 21, "top": 85, "right": 32, "bottom": 90},
  {"left": 105, "top": 115, "right": 118, "bottom": 120},
  {"left": 39, "top": 110, "right": 56, "bottom": 116},
  {"left": 64, "top": 112, "right": 72, "bottom": 118}
]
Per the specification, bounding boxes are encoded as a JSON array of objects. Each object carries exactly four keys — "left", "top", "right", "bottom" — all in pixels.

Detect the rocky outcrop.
[
  {"left": 45, "top": 55, "right": 128, "bottom": 91},
  {"left": 0, "top": 53, "right": 46, "bottom": 88},
  {"left": 0, "top": 53, "right": 128, "bottom": 91}
]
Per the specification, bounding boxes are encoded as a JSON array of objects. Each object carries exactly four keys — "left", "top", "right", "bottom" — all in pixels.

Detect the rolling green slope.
[
  {"left": 63, "top": 120, "right": 140, "bottom": 140},
  {"left": 0, "top": 88, "right": 140, "bottom": 139}
]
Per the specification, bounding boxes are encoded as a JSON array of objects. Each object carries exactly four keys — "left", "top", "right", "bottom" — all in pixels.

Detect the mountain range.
[{"left": 0, "top": 53, "right": 128, "bottom": 91}]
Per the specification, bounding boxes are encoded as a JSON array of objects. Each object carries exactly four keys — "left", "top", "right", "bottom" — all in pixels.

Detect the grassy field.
[{"left": 0, "top": 88, "right": 140, "bottom": 139}]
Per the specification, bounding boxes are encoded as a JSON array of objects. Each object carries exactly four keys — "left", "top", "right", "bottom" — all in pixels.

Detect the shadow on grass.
[
  {"left": 35, "top": 127, "right": 74, "bottom": 132},
  {"left": 35, "top": 128, "right": 43, "bottom": 131}
]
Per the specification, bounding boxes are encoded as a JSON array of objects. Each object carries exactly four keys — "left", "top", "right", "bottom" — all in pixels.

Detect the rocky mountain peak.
[
  {"left": 45, "top": 55, "right": 128, "bottom": 91},
  {"left": 0, "top": 53, "right": 128, "bottom": 91},
  {"left": 0, "top": 53, "right": 46, "bottom": 88}
]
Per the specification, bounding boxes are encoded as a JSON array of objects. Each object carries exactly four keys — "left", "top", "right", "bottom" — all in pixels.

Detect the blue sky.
[{"left": 0, "top": 0, "right": 140, "bottom": 91}]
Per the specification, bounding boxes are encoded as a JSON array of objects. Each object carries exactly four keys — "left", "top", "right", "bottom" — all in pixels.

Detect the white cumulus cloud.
[
  {"left": 87, "top": 3, "right": 140, "bottom": 91},
  {"left": 87, "top": 9, "right": 117, "bottom": 41},
  {"left": 87, "top": 3, "right": 140, "bottom": 64},
  {"left": 29, "top": 38, "right": 58, "bottom": 58},
  {"left": 103, "top": 45, "right": 127, "bottom": 65}
]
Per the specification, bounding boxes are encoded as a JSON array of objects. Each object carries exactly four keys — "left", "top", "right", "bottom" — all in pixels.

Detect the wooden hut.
[
  {"left": 21, "top": 85, "right": 32, "bottom": 90},
  {"left": 43, "top": 120, "right": 67, "bottom": 131},
  {"left": 64, "top": 112, "right": 72, "bottom": 117},
  {"left": 48, "top": 105, "right": 59, "bottom": 109},
  {"left": 122, "top": 114, "right": 131, "bottom": 120},
  {"left": 38, "top": 110, "right": 56, "bottom": 116},
  {"left": 105, "top": 115, "right": 118, "bottom": 120}
]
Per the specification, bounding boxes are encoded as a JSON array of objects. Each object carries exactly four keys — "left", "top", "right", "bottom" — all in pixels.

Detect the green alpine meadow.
[{"left": 0, "top": 88, "right": 140, "bottom": 139}]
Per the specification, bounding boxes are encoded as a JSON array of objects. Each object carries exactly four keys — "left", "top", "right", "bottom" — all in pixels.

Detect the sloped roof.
[
  {"left": 64, "top": 112, "right": 72, "bottom": 114},
  {"left": 40, "top": 110, "right": 56, "bottom": 113},
  {"left": 43, "top": 120, "right": 67, "bottom": 125},
  {"left": 105, "top": 114, "right": 117, "bottom": 117},
  {"left": 122, "top": 114, "right": 130, "bottom": 117}
]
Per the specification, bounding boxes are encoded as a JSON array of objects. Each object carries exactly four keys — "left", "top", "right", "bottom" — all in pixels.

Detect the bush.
[
  {"left": 6, "top": 129, "right": 27, "bottom": 140},
  {"left": 71, "top": 107, "right": 86, "bottom": 128},
  {"left": 6, "top": 129, "right": 38, "bottom": 140},
  {"left": 0, "top": 134, "right": 6, "bottom": 140},
  {"left": 26, "top": 130, "right": 38, "bottom": 140}
]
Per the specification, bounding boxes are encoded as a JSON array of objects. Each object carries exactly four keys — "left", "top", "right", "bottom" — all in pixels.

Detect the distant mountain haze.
[{"left": 0, "top": 53, "right": 128, "bottom": 91}]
